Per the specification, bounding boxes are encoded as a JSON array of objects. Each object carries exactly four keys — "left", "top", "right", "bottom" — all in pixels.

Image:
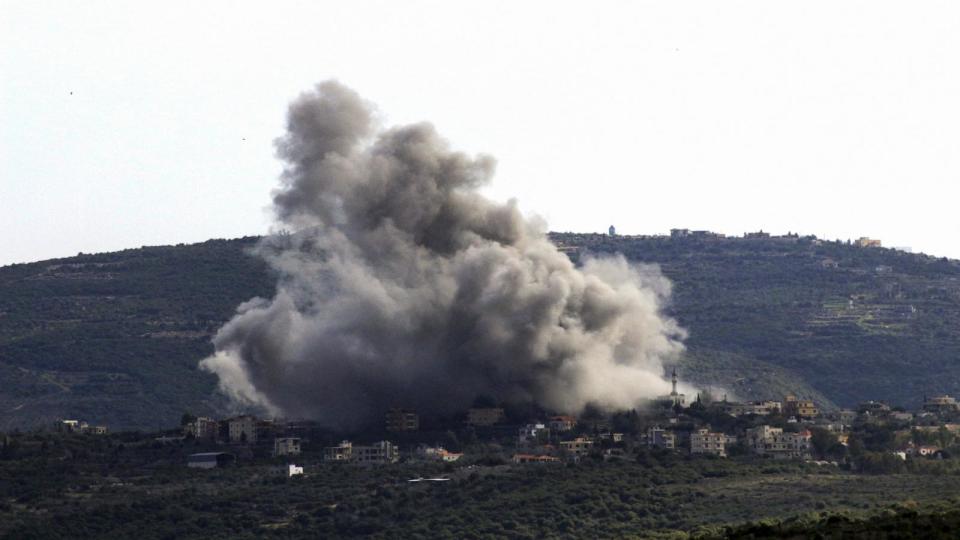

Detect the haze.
[{"left": 2, "top": 1, "right": 959, "bottom": 266}]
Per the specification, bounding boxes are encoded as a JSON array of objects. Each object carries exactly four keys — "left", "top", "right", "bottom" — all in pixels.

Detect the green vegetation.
[
  {"left": 2, "top": 430, "right": 960, "bottom": 539},
  {"left": 2, "top": 232, "right": 960, "bottom": 430}
]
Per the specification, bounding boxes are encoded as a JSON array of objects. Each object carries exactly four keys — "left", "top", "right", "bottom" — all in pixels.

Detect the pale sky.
[{"left": 2, "top": 1, "right": 959, "bottom": 266}]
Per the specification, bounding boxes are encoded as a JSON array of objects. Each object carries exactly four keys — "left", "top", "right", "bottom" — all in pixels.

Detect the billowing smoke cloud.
[{"left": 200, "top": 81, "right": 687, "bottom": 428}]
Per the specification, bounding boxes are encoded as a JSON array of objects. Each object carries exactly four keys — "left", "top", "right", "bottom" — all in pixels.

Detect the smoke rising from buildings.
[{"left": 200, "top": 81, "right": 687, "bottom": 428}]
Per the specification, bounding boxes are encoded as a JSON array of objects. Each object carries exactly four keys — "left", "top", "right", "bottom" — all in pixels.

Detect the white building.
[
  {"left": 518, "top": 423, "right": 550, "bottom": 446},
  {"left": 416, "top": 445, "right": 463, "bottom": 462}
]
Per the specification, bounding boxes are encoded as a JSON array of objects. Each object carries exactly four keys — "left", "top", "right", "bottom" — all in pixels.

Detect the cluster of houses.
[
  {"left": 53, "top": 419, "right": 108, "bottom": 435},
  {"left": 178, "top": 374, "right": 960, "bottom": 470}
]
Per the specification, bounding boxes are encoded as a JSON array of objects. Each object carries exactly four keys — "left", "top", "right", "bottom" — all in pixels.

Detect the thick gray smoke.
[{"left": 200, "top": 81, "right": 687, "bottom": 428}]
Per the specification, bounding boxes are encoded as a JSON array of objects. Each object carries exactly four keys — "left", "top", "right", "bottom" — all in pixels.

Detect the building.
[
  {"left": 187, "top": 452, "right": 235, "bottom": 469},
  {"left": 385, "top": 408, "right": 420, "bottom": 432},
  {"left": 188, "top": 417, "right": 219, "bottom": 441},
  {"left": 559, "top": 437, "right": 594, "bottom": 459},
  {"left": 273, "top": 437, "right": 302, "bottom": 457},
  {"left": 323, "top": 440, "right": 353, "bottom": 462},
  {"left": 858, "top": 401, "right": 891, "bottom": 416},
  {"left": 352, "top": 441, "right": 399, "bottom": 464},
  {"left": 647, "top": 427, "right": 676, "bottom": 450},
  {"left": 608, "top": 225, "right": 616, "bottom": 236},
  {"left": 416, "top": 445, "right": 463, "bottom": 462},
  {"left": 277, "top": 464, "right": 304, "bottom": 477},
  {"left": 855, "top": 237, "right": 882, "bottom": 248},
  {"left": 670, "top": 229, "right": 691, "bottom": 238},
  {"left": 923, "top": 396, "right": 959, "bottom": 415},
  {"left": 512, "top": 453, "right": 561, "bottom": 464},
  {"left": 548, "top": 416, "right": 576, "bottom": 433},
  {"left": 713, "top": 399, "right": 782, "bottom": 417},
  {"left": 783, "top": 395, "right": 819, "bottom": 419},
  {"left": 691, "top": 428, "right": 735, "bottom": 457},
  {"left": 745, "top": 426, "right": 811, "bottom": 459},
  {"left": 227, "top": 415, "right": 258, "bottom": 444},
  {"left": 518, "top": 423, "right": 550, "bottom": 446},
  {"left": 657, "top": 368, "right": 686, "bottom": 407},
  {"left": 467, "top": 407, "right": 505, "bottom": 426}
]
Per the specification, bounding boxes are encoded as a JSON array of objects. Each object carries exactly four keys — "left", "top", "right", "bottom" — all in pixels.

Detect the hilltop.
[{"left": 2, "top": 231, "right": 960, "bottom": 430}]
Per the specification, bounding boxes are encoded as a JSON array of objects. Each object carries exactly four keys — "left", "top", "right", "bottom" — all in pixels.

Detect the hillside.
[{"left": 2, "top": 232, "right": 960, "bottom": 430}]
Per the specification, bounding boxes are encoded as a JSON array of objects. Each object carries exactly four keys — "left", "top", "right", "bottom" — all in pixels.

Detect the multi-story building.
[
  {"left": 188, "top": 417, "right": 219, "bottom": 441},
  {"left": 783, "top": 395, "right": 819, "bottom": 419},
  {"left": 647, "top": 427, "right": 676, "bottom": 450},
  {"left": 518, "top": 423, "right": 550, "bottom": 446},
  {"left": 923, "top": 396, "right": 959, "bottom": 415},
  {"left": 690, "top": 428, "right": 735, "bottom": 457},
  {"left": 467, "top": 407, "right": 505, "bottom": 426},
  {"left": 227, "top": 415, "right": 258, "bottom": 444},
  {"left": 273, "top": 437, "right": 302, "bottom": 457},
  {"left": 745, "top": 426, "right": 811, "bottom": 459},
  {"left": 352, "top": 441, "right": 399, "bottom": 464},
  {"left": 513, "top": 453, "right": 561, "bottom": 464},
  {"left": 323, "top": 440, "right": 353, "bottom": 462},
  {"left": 560, "top": 437, "right": 594, "bottom": 459},
  {"left": 385, "top": 408, "right": 420, "bottom": 432},
  {"left": 548, "top": 416, "right": 576, "bottom": 432}
]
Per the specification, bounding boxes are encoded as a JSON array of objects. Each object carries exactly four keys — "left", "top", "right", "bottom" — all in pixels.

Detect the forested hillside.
[{"left": 2, "top": 232, "right": 959, "bottom": 430}]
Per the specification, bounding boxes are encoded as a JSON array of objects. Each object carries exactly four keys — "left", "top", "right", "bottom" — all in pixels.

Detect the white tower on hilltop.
[
  {"left": 608, "top": 225, "right": 616, "bottom": 236},
  {"left": 658, "top": 367, "right": 686, "bottom": 407}
]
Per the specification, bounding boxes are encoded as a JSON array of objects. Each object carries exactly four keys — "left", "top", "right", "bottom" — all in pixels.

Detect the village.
[{"left": 51, "top": 369, "right": 960, "bottom": 477}]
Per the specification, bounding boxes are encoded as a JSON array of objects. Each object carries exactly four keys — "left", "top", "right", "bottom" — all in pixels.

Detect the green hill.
[{"left": 2, "top": 232, "right": 959, "bottom": 430}]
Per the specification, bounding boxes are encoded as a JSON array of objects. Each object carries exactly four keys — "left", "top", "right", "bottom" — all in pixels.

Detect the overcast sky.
[{"left": 2, "top": 1, "right": 959, "bottom": 265}]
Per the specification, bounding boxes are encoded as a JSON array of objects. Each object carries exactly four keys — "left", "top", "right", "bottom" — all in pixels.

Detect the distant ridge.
[{"left": 1, "top": 232, "right": 959, "bottom": 430}]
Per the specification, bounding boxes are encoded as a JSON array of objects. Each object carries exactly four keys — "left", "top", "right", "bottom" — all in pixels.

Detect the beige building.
[
  {"left": 188, "top": 417, "right": 218, "bottom": 441},
  {"left": 783, "top": 395, "right": 819, "bottom": 419},
  {"left": 323, "top": 440, "right": 353, "bottom": 462},
  {"left": 560, "top": 437, "right": 594, "bottom": 458},
  {"left": 745, "top": 426, "right": 811, "bottom": 458},
  {"left": 228, "top": 416, "right": 258, "bottom": 444},
  {"left": 273, "top": 437, "right": 302, "bottom": 457},
  {"left": 691, "top": 428, "right": 735, "bottom": 457},
  {"left": 352, "top": 441, "right": 399, "bottom": 464}
]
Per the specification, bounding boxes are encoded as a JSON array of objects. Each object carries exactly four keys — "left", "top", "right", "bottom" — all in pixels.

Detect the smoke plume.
[{"left": 200, "top": 81, "right": 687, "bottom": 428}]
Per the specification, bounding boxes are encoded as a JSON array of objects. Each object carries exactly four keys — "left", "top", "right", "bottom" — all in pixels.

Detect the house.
[
  {"left": 923, "top": 396, "right": 959, "bottom": 415},
  {"left": 518, "top": 423, "right": 550, "bottom": 446},
  {"left": 907, "top": 444, "right": 941, "bottom": 458},
  {"left": 858, "top": 401, "right": 891, "bottom": 416},
  {"left": 416, "top": 445, "right": 463, "bottom": 462},
  {"left": 783, "top": 395, "right": 819, "bottom": 419},
  {"left": 188, "top": 452, "right": 235, "bottom": 469},
  {"left": 548, "top": 416, "right": 576, "bottom": 432},
  {"left": 820, "top": 258, "right": 839, "bottom": 269},
  {"left": 745, "top": 426, "right": 811, "bottom": 459},
  {"left": 352, "top": 441, "right": 399, "bottom": 464},
  {"left": 227, "top": 415, "right": 258, "bottom": 444},
  {"left": 512, "top": 453, "right": 560, "bottom": 464},
  {"left": 647, "top": 427, "right": 676, "bottom": 450},
  {"left": 385, "top": 408, "right": 420, "bottom": 432},
  {"left": 323, "top": 440, "right": 353, "bottom": 462},
  {"left": 691, "top": 428, "right": 735, "bottom": 457},
  {"left": 596, "top": 432, "right": 624, "bottom": 443},
  {"left": 187, "top": 417, "right": 219, "bottom": 441},
  {"left": 273, "top": 437, "right": 301, "bottom": 457},
  {"left": 560, "top": 437, "right": 594, "bottom": 459},
  {"left": 855, "top": 237, "right": 881, "bottom": 248},
  {"left": 274, "top": 463, "right": 303, "bottom": 478},
  {"left": 467, "top": 407, "right": 505, "bottom": 426}
]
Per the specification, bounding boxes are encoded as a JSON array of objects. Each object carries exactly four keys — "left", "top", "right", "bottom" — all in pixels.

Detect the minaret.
[{"left": 671, "top": 367, "right": 678, "bottom": 396}]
